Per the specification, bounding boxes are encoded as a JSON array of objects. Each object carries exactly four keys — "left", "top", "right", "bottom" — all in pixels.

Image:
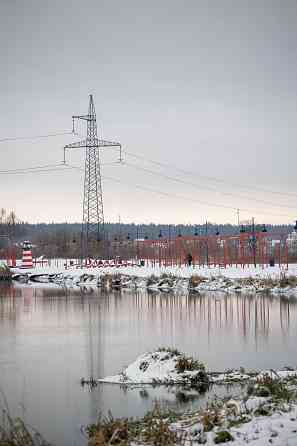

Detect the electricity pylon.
[{"left": 64, "top": 94, "right": 121, "bottom": 259}]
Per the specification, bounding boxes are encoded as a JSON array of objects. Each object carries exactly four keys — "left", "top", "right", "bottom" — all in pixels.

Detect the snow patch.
[{"left": 98, "top": 350, "right": 208, "bottom": 386}]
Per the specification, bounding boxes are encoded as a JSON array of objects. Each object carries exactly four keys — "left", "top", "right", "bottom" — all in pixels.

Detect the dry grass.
[
  {"left": 141, "top": 417, "right": 177, "bottom": 446},
  {"left": 189, "top": 275, "right": 206, "bottom": 287},
  {"left": 0, "top": 410, "right": 50, "bottom": 446},
  {"left": 0, "top": 264, "right": 11, "bottom": 281},
  {"left": 252, "top": 373, "right": 294, "bottom": 402},
  {"left": 0, "top": 391, "right": 51, "bottom": 446},
  {"left": 175, "top": 355, "right": 205, "bottom": 373},
  {"left": 87, "top": 406, "right": 179, "bottom": 446},
  {"left": 87, "top": 413, "right": 130, "bottom": 446},
  {"left": 279, "top": 273, "right": 297, "bottom": 288},
  {"left": 200, "top": 401, "right": 223, "bottom": 432},
  {"left": 100, "top": 274, "right": 114, "bottom": 287},
  {"left": 157, "top": 347, "right": 181, "bottom": 357},
  {"left": 238, "top": 273, "right": 297, "bottom": 289}
]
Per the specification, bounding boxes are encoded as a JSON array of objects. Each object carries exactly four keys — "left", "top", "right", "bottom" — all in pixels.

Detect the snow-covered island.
[
  {"left": 98, "top": 348, "right": 210, "bottom": 389},
  {"left": 98, "top": 348, "right": 297, "bottom": 387}
]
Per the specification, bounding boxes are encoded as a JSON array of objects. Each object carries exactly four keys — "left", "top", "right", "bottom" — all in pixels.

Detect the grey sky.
[{"left": 0, "top": 0, "right": 296, "bottom": 224}]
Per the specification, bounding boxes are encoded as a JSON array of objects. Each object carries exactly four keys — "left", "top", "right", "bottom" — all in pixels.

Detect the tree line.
[{"left": 0, "top": 208, "right": 294, "bottom": 259}]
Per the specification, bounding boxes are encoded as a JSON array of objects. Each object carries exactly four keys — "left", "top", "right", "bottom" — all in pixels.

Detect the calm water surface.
[{"left": 0, "top": 283, "right": 296, "bottom": 445}]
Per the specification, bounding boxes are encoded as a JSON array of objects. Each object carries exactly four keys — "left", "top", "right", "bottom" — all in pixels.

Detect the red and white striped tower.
[{"left": 21, "top": 241, "right": 33, "bottom": 268}]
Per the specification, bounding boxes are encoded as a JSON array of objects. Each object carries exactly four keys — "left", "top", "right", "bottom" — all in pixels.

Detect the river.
[{"left": 0, "top": 283, "right": 296, "bottom": 445}]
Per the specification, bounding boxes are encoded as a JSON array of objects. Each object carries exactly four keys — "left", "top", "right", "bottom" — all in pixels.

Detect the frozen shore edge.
[{"left": 10, "top": 264, "right": 297, "bottom": 297}]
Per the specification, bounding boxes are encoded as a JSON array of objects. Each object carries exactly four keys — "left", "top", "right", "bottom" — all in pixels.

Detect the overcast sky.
[{"left": 1, "top": 0, "right": 296, "bottom": 225}]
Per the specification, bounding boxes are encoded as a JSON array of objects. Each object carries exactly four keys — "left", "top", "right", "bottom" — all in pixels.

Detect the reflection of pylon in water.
[
  {"left": 80, "top": 296, "right": 105, "bottom": 420},
  {"left": 88, "top": 302, "right": 95, "bottom": 384},
  {"left": 81, "top": 303, "right": 98, "bottom": 390}
]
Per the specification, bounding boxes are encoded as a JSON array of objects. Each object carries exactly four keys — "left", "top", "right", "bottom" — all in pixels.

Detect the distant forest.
[
  {"left": 0, "top": 207, "right": 295, "bottom": 258},
  {"left": 4, "top": 221, "right": 295, "bottom": 241}
]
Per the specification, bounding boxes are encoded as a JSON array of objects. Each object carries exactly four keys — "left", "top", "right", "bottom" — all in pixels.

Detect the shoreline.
[
  {"left": 9, "top": 264, "right": 297, "bottom": 297},
  {"left": 87, "top": 372, "right": 297, "bottom": 445}
]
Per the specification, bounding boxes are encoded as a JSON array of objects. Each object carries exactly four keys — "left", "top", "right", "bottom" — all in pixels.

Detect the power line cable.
[
  {"left": 1, "top": 130, "right": 295, "bottom": 200},
  {"left": 0, "top": 166, "right": 73, "bottom": 175},
  {"left": 65, "top": 163, "right": 293, "bottom": 219},
  {"left": 0, "top": 161, "right": 119, "bottom": 175},
  {"left": 115, "top": 148, "right": 297, "bottom": 200},
  {"left": 104, "top": 177, "right": 293, "bottom": 219},
  {"left": 0, "top": 131, "right": 72, "bottom": 144},
  {"left": 122, "top": 161, "right": 297, "bottom": 211},
  {"left": 0, "top": 163, "right": 64, "bottom": 173},
  {"left": 0, "top": 156, "right": 292, "bottom": 218}
]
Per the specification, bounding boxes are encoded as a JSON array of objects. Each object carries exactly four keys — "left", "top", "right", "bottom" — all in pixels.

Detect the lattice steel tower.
[{"left": 64, "top": 95, "right": 121, "bottom": 258}]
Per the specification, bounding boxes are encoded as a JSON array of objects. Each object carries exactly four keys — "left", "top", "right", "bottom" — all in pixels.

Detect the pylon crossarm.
[
  {"left": 98, "top": 141, "right": 122, "bottom": 162},
  {"left": 63, "top": 139, "right": 88, "bottom": 163},
  {"left": 64, "top": 139, "right": 88, "bottom": 149},
  {"left": 64, "top": 140, "right": 120, "bottom": 149},
  {"left": 72, "top": 115, "right": 90, "bottom": 121},
  {"left": 97, "top": 140, "right": 121, "bottom": 147}
]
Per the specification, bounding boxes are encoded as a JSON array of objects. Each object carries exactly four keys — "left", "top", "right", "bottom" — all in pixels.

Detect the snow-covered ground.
[
  {"left": 93, "top": 349, "right": 297, "bottom": 445},
  {"left": 9, "top": 262, "right": 297, "bottom": 296},
  {"left": 9, "top": 262, "right": 297, "bottom": 280},
  {"left": 171, "top": 402, "right": 297, "bottom": 445}
]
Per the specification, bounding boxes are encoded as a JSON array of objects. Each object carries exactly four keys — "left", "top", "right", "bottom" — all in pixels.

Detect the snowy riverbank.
[
  {"left": 10, "top": 263, "right": 297, "bottom": 296},
  {"left": 88, "top": 350, "right": 297, "bottom": 445},
  {"left": 87, "top": 402, "right": 297, "bottom": 445}
]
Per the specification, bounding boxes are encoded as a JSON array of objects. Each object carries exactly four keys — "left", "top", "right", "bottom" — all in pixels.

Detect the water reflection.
[
  {"left": 0, "top": 284, "right": 297, "bottom": 445},
  {"left": 0, "top": 285, "right": 296, "bottom": 367}
]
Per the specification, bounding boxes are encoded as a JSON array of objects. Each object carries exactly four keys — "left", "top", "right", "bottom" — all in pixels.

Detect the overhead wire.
[
  {"left": 0, "top": 163, "right": 65, "bottom": 173},
  {"left": 0, "top": 161, "right": 120, "bottom": 175},
  {"left": 0, "top": 131, "right": 73, "bottom": 143},
  {"left": 3, "top": 158, "right": 285, "bottom": 219},
  {"left": 63, "top": 131, "right": 297, "bottom": 204},
  {"left": 65, "top": 163, "right": 294, "bottom": 219},
  {"left": 122, "top": 161, "right": 297, "bottom": 210},
  {"left": 1, "top": 130, "right": 295, "bottom": 199},
  {"left": 0, "top": 158, "right": 293, "bottom": 218},
  {"left": 0, "top": 129, "right": 295, "bottom": 218},
  {"left": 0, "top": 166, "right": 73, "bottom": 175},
  {"left": 113, "top": 148, "right": 297, "bottom": 200}
]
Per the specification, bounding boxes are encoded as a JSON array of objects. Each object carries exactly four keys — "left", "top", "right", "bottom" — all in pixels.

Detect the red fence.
[
  {"left": 134, "top": 232, "right": 289, "bottom": 268},
  {"left": 3, "top": 232, "right": 290, "bottom": 269}
]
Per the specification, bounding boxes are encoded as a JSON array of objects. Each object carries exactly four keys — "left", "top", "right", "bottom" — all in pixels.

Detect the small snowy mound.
[{"left": 99, "top": 349, "right": 209, "bottom": 388}]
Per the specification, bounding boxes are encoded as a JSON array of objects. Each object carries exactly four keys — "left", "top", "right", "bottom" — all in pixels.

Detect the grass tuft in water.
[
  {"left": 0, "top": 410, "right": 50, "bottom": 446},
  {"left": 87, "top": 405, "right": 179, "bottom": 446}
]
